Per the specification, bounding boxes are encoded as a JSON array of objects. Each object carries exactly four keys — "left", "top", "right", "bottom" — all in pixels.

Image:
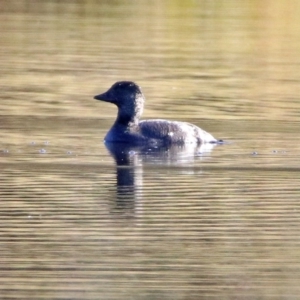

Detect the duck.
[{"left": 94, "top": 81, "right": 222, "bottom": 145}]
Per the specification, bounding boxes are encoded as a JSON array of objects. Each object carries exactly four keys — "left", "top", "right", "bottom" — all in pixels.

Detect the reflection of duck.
[
  {"left": 94, "top": 81, "right": 222, "bottom": 146},
  {"left": 105, "top": 140, "right": 218, "bottom": 213},
  {"left": 105, "top": 141, "right": 216, "bottom": 167}
]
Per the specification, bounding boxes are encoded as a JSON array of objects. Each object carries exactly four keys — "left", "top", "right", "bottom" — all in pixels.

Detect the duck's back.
[{"left": 139, "top": 119, "right": 216, "bottom": 144}]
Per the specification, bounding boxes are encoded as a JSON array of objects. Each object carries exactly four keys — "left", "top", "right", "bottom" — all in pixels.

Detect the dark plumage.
[{"left": 94, "top": 81, "right": 220, "bottom": 145}]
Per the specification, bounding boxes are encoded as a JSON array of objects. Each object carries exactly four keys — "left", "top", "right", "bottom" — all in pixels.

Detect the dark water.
[{"left": 1, "top": 1, "right": 300, "bottom": 299}]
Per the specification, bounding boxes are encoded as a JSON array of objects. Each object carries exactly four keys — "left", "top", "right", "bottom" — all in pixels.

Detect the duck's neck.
[
  {"left": 115, "top": 96, "right": 144, "bottom": 127},
  {"left": 115, "top": 109, "right": 139, "bottom": 127}
]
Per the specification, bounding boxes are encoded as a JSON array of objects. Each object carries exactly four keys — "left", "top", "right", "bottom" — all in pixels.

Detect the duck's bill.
[{"left": 94, "top": 92, "right": 114, "bottom": 102}]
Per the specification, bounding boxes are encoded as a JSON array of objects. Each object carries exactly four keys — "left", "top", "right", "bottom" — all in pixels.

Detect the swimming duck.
[{"left": 94, "top": 81, "right": 221, "bottom": 145}]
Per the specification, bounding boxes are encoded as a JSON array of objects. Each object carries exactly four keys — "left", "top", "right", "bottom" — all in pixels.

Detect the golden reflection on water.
[
  {"left": 1, "top": 156, "right": 300, "bottom": 299},
  {"left": 1, "top": 0, "right": 300, "bottom": 120},
  {"left": 1, "top": 1, "right": 300, "bottom": 299}
]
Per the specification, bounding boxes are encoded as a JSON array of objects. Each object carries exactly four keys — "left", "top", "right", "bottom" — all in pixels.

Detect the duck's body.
[
  {"left": 104, "top": 119, "right": 217, "bottom": 145},
  {"left": 94, "top": 81, "right": 220, "bottom": 146}
]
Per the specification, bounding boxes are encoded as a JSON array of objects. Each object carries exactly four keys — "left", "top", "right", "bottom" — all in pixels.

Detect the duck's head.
[{"left": 94, "top": 81, "right": 145, "bottom": 123}]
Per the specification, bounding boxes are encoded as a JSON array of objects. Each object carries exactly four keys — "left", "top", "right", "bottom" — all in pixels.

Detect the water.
[{"left": 1, "top": 1, "right": 300, "bottom": 299}]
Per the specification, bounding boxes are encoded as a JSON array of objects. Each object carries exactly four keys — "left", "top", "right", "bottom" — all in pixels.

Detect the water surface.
[{"left": 1, "top": 1, "right": 300, "bottom": 299}]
